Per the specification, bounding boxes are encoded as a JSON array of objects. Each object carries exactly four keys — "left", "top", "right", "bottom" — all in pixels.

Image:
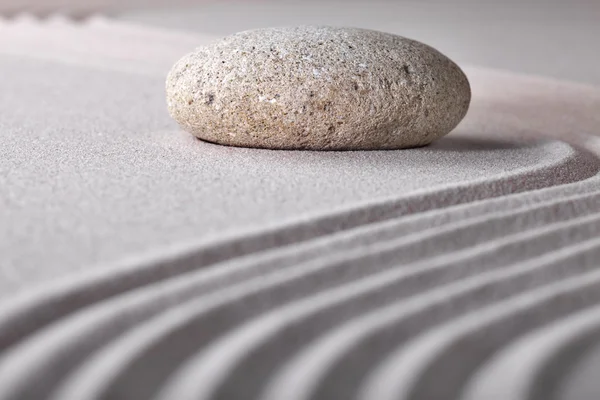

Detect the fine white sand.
[{"left": 0, "top": 9, "right": 599, "bottom": 400}]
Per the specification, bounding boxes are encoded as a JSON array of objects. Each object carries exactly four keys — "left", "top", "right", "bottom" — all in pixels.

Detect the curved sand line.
[
  {"left": 148, "top": 226, "right": 600, "bottom": 400},
  {"left": 257, "top": 237, "right": 600, "bottom": 400},
  {"left": 460, "top": 303, "right": 600, "bottom": 400},
  {"left": 0, "top": 194, "right": 598, "bottom": 400},
  {"left": 272, "top": 246, "right": 600, "bottom": 400},
  {"left": 0, "top": 173, "right": 598, "bottom": 397},
  {"left": 0, "top": 139, "right": 587, "bottom": 346},
  {"left": 357, "top": 263, "right": 600, "bottom": 400},
  {"left": 553, "top": 335, "right": 600, "bottom": 400},
  {"left": 0, "top": 139, "right": 589, "bottom": 342},
  {"left": 56, "top": 223, "right": 600, "bottom": 400},
  {"left": 0, "top": 191, "right": 597, "bottom": 399},
  {"left": 38, "top": 210, "right": 600, "bottom": 400}
]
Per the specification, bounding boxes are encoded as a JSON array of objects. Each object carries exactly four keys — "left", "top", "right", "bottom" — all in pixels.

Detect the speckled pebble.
[{"left": 166, "top": 26, "right": 471, "bottom": 150}]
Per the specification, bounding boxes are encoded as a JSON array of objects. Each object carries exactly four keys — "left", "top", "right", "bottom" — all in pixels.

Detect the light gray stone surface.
[{"left": 166, "top": 26, "right": 470, "bottom": 150}]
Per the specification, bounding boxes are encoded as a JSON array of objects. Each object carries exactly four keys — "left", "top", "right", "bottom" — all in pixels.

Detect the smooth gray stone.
[{"left": 166, "top": 26, "right": 470, "bottom": 150}]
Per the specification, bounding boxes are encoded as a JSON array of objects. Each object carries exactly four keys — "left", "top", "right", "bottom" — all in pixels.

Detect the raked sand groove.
[
  {"left": 553, "top": 332, "right": 600, "bottom": 400},
  {"left": 0, "top": 136, "right": 590, "bottom": 350},
  {"left": 0, "top": 192, "right": 598, "bottom": 400},
  {"left": 137, "top": 221, "right": 600, "bottom": 400},
  {"left": 360, "top": 264, "right": 600, "bottom": 400},
  {"left": 459, "top": 302, "right": 600, "bottom": 400},
  {"left": 0, "top": 140, "right": 593, "bottom": 342},
  {"left": 1, "top": 17, "right": 600, "bottom": 400},
  {"left": 61, "top": 239, "right": 600, "bottom": 400},
  {"left": 260, "top": 237, "right": 600, "bottom": 400}
]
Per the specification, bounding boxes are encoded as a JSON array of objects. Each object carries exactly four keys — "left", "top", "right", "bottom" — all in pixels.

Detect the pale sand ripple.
[
  {"left": 0, "top": 19, "right": 600, "bottom": 400},
  {"left": 0, "top": 172, "right": 598, "bottom": 400},
  {"left": 460, "top": 303, "right": 600, "bottom": 400},
  {"left": 0, "top": 140, "right": 591, "bottom": 335},
  {"left": 555, "top": 336, "right": 600, "bottom": 400},
  {"left": 355, "top": 262, "right": 600, "bottom": 400},
  {"left": 0, "top": 193, "right": 596, "bottom": 400},
  {"left": 261, "top": 237, "right": 600, "bottom": 400},
  {"left": 138, "top": 220, "right": 600, "bottom": 400}
]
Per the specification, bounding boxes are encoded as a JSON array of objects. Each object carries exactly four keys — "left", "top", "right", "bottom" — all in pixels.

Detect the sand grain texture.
[{"left": 0, "top": 13, "right": 600, "bottom": 400}]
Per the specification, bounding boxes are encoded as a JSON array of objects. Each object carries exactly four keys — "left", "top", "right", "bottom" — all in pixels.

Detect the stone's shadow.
[
  {"left": 179, "top": 129, "right": 543, "bottom": 154},
  {"left": 427, "top": 136, "right": 533, "bottom": 152}
]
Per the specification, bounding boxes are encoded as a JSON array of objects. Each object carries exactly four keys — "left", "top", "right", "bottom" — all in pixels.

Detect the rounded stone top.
[{"left": 166, "top": 26, "right": 471, "bottom": 150}]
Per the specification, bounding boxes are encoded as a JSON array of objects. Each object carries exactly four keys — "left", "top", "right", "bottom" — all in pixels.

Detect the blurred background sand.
[{"left": 2, "top": 0, "right": 600, "bottom": 84}]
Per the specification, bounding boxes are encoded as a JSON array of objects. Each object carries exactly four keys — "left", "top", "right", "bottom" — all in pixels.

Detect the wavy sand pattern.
[{"left": 1, "top": 10, "right": 600, "bottom": 400}]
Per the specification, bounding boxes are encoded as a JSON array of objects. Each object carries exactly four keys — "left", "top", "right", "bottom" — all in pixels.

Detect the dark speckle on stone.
[{"left": 166, "top": 26, "right": 471, "bottom": 150}]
